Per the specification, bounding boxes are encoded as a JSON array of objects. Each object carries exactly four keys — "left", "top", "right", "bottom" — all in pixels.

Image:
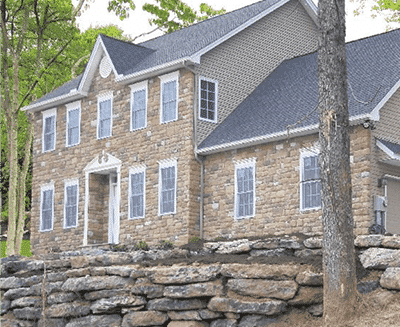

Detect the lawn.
[{"left": 1, "top": 240, "right": 32, "bottom": 258}]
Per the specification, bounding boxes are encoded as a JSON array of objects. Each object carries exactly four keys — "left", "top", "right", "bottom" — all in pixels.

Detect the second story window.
[
  {"left": 66, "top": 101, "right": 81, "bottom": 147},
  {"left": 159, "top": 71, "right": 179, "bottom": 124},
  {"left": 199, "top": 77, "right": 218, "bottom": 123},
  {"left": 42, "top": 108, "right": 56, "bottom": 153},
  {"left": 300, "top": 149, "right": 321, "bottom": 211},
  {"left": 97, "top": 92, "right": 113, "bottom": 139},
  {"left": 130, "top": 81, "right": 148, "bottom": 131}
]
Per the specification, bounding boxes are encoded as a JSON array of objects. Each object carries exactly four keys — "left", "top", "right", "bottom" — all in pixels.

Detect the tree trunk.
[{"left": 318, "top": 0, "right": 357, "bottom": 325}]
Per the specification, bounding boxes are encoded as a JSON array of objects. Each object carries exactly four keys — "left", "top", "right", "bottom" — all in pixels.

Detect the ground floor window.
[
  {"left": 40, "top": 183, "right": 54, "bottom": 231},
  {"left": 159, "top": 159, "right": 177, "bottom": 215},
  {"left": 129, "top": 166, "right": 146, "bottom": 219},
  {"left": 300, "top": 149, "right": 321, "bottom": 210},
  {"left": 64, "top": 179, "right": 79, "bottom": 228},
  {"left": 235, "top": 159, "right": 256, "bottom": 219}
]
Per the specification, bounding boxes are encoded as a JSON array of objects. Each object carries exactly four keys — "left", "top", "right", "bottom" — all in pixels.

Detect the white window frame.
[
  {"left": 128, "top": 165, "right": 146, "bottom": 219},
  {"left": 300, "top": 148, "right": 321, "bottom": 211},
  {"left": 234, "top": 159, "right": 256, "bottom": 219},
  {"left": 40, "top": 182, "right": 55, "bottom": 232},
  {"left": 97, "top": 92, "right": 113, "bottom": 139},
  {"left": 158, "top": 159, "right": 178, "bottom": 216},
  {"left": 42, "top": 108, "right": 57, "bottom": 153},
  {"left": 64, "top": 179, "right": 79, "bottom": 228},
  {"left": 159, "top": 71, "right": 179, "bottom": 124},
  {"left": 130, "top": 81, "right": 148, "bottom": 131},
  {"left": 198, "top": 76, "right": 218, "bottom": 123},
  {"left": 66, "top": 101, "right": 81, "bottom": 147}
]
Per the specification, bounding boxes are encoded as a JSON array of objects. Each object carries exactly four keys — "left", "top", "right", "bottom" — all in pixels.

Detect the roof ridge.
[
  {"left": 99, "top": 33, "right": 152, "bottom": 50},
  {"left": 137, "top": 0, "right": 272, "bottom": 46}
]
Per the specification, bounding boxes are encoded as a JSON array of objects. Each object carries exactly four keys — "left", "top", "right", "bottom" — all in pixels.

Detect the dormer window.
[{"left": 199, "top": 77, "right": 218, "bottom": 123}]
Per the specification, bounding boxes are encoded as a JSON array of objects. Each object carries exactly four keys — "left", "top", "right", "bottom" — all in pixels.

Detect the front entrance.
[{"left": 386, "top": 178, "right": 400, "bottom": 234}]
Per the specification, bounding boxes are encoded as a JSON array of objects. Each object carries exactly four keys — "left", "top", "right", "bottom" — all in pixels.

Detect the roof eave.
[
  {"left": 299, "top": 0, "right": 319, "bottom": 26},
  {"left": 197, "top": 113, "right": 370, "bottom": 155},
  {"left": 22, "top": 90, "right": 88, "bottom": 112}
]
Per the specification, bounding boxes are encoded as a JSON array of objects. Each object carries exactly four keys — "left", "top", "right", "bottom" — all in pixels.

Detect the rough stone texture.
[
  {"left": 61, "top": 276, "right": 132, "bottom": 292},
  {"left": 1, "top": 317, "right": 37, "bottom": 327},
  {"left": 84, "top": 289, "right": 128, "bottom": 300},
  {"left": 210, "top": 319, "right": 237, "bottom": 327},
  {"left": 249, "top": 249, "right": 291, "bottom": 257},
  {"left": 382, "top": 236, "right": 400, "bottom": 249},
  {"left": 227, "top": 279, "right": 297, "bottom": 300},
  {"left": 214, "top": 240, "right": 252, "bottom": 254},
  {"left": 91, "top": 295, "right": 146, "bottom": 313},
  {"left": 10, "top": 296, "right": 41, "bottom": 308},
  {"left": 238, "top": 315, "right": 280, "bottom": 327},
  {"left": 131, "top": 278, "right": 164, "bottom": 298},
  {"left": 303, "top": 237, "right": 323, "bottom": 249},
  {"left": 167, "top": 322, "right": 209, "bottom": 327},
  {"left": 225, "top": 313, "right": 240, "bottom": 319},
  {"left": 294, "top": 249, "right": 323, "bottom": 257},
  {"left": 1, "top": 299, "right": 11, "bottom": 315},
  {"left": 38, "top": 318, "right": 67, "bottom": 327},
  {"left": 295, "top": 269, "right": 323, "bottom": 286},
  {"left": 1, "top": 276, "right": 43, "bottom": 290},
  {"left": 208, "top": 297, "right": 286, "bottom": 315},
  {"left": 70, "top": 256, "right": 90, "bottom": 269},
  {"left": 3, "top": 287, "right": 35, "bottom": 300},
  {"left": 2, "top": 260, "right": 44, "bottom": 275},
  {"left": 122, "top": 311, "right": 168, "bottom": 326},
  {"left": 66, "top": 314, "right": 122, "bottom": 327},
  {"left": 148, "top": 264, "right": 221, "bottom": 284},
  {"left": 30, "top": 281, "right": 63, "bottom": 296},
  {"left": 13, "top": 307, "right": 42, "bottom": 320},
  {"left": 359, "top": 248, "right": 400, "bottom": 269},
  {"left": 199, "top": 309, "right": 223, "bottom": 319},
  {"left": 46, "top": 272, "right": 68, "bottom": 282},
  {"left": 363, "top": 288, "right": 400, "bottom": 307},
  {"left": 47, "top": 292, "right": 77, "bottom": 305},
  {"left": 148, "top": 298, "right": 207, "bottom": 311},
  {"left": 164, "top": 280, "right": 223, "bottom": 298},
  {"left": 355, "top": 235, "right": 383, "bottom": 247},
  {"left": 251, "top": 238, "right": 301, "bottom": 250},
  {"left": 45, "top": 302, "right": 91, "bottom": 318},
  {"left": 307, "top": 304, "right": 323, "bottom": 316},
  {"left": 168, "top": 310, "right": 202, "bottom": 320},
  {"left": 288, "top": 287, "right": 323, "bottom": 305},
  {"left": 106, "top": 266, "right": 133, "bottom": 277},
  {"left": 357, "top": 280, "right": 380, "bottom": 294},
  {"left": 66, "top": 268, "right": 91, "bottom": 278},
  {"left": 221, "top": 264, "right": 299, "bottom": 279},
  {"left": 380, "top": 267, "right": 400, "bottom": 290}
]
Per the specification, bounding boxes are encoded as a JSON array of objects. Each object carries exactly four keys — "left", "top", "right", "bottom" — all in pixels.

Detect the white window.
[
  {"left": 199, "top": 77, "right": 218, "bottom": 123},
  {"left": 129, "top": 166, "right": 146, "bottom": 219},
  {"left": 42, "top": 108, "right": 56, "bottom": 152},
  {"left": 40, "top": 183, "right": 54, "bottom": 231},
  {"left": 235, "top": 159, "right": 256, "bottom": 219},
  {"left": 159, "top": 71, "right": 179, "bottom": 124},
  {"left": 97, "top": 92, "right": 113, "bottom": 139},
  {"left": 64, "top": 179, "right": 79, "bottom": 228},
  {"left": 159, "top": 159, "right": 177, "bottom": 215},
  {"left": 66, "top": 101, "right": 81, "bottom": 147},
  {"left": 130, "top": 81, "right": 147, "bottom": 131},
  {"left": 300, "top": 150, "right": 321, "bottom": 211}
]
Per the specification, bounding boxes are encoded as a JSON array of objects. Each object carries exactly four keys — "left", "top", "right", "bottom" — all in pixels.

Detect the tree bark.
[{"left": 318, "top": 0, "right": 357, "bottom": 325}]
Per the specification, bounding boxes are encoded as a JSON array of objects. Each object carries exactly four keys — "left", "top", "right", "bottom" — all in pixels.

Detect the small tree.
[{"left": 318, "top": 0, "right": 357, "bottom": 325}]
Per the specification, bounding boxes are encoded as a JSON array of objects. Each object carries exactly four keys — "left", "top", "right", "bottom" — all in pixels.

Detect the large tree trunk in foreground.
[{"left": 318, "top": 0, "right": 357, "bottom": 325}]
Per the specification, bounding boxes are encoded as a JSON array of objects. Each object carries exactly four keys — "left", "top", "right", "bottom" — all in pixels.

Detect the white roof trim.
[
  {"left": 370, "top": 77, "right": 400, "bottom": 121},
  {"left": 197, "top": 113, "right": 370, "bottom": 155},
  {"left": 22, "top": 90, "right": 87, "bottom": 112},
  {"left": 376, "top": 140, "right": 400, "bottom": 161}
]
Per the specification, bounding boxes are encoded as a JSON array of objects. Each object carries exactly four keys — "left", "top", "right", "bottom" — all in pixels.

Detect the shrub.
[
  {"left": 158, "top": 240, "right": 174, "bottom": 250},
  {"left": 135, "top": 241, "right": 149, "bottom": 251}
]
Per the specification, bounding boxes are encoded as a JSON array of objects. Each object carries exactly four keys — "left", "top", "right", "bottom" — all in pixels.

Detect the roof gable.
[{"left": 198, "top": 28, "right": 400, "bottom": 153}]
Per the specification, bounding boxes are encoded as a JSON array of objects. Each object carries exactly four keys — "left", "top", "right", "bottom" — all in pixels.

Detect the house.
[{"left": 23, "top": 0, "right": 400, "bottom": 254}]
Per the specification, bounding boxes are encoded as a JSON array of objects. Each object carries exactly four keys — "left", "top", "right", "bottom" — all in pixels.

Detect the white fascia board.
[
  {"left": 188, "top": 0, "right": 291, "bottom": 62},
  {"left": 22, "top": 90, "right": 87, "bottom": 112},
  {"left": 197, "top": 113, "right": 370, "bottom": 155},
  {"left": 370, "top": 77, "right": 400, "bottom": 121},
  {"left": 376, "top": 140, "right": 400, "bottom": 161},
  {"left": 298, "top": 0, "right": 319, "bottom": 26}
]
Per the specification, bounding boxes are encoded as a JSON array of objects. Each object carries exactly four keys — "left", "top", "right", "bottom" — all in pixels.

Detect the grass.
[{"left": 1, "top": 240, "right": 32, "bottom": 258}]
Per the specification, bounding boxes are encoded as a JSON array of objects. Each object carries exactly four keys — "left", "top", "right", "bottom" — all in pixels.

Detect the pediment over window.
[{"left": 84, "top": 151, "right": 122, "bottom": 173}]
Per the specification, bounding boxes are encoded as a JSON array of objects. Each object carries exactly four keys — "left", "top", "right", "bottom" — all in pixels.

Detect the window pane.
[
  {"left": 99, "top": 99, "right": 111, "bottom": 138},
  {"left": 199, "top": 79, "right": 216, "bottom": 121},
  {"left": 65, "top": 185, "right": 77, "bottom": 227},
  {"left": 162, "top": 81, "right": 177, "bottom": 123},
  {"left": 131, "top": 172, "right": 144, "bottom": 218},
  {"left": 161, "top": 166, "right": 175, "bottom": 214},
  {"left": 132, "top": 90, "right": 146, "bottom": 129},
  {"left": 69, "top": 109, "right": 79, "bottom": 128},
  {"left": 236, "top": 166, "right": 254, "bottom": 218},
  {"left": 42, "top": 189, "right": 53, "bottom": 230},
  {"left": 44, "top": 116, "right": 55, "bottom": 151},
  {"left": 44, "top": 116, "right": 54, "bottom": 134}
]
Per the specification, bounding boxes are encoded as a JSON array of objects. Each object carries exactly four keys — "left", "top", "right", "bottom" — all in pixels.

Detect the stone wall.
[
  {"left": 202, "top": 125, "right": 372, "bottom": 240},
  {"left": 2, "top": 234, "right": 400, "bottom": 327}
]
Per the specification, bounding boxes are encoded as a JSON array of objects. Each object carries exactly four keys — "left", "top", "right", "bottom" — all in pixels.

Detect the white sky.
[{"left": 73, "top": 0, "right": 399, "bottom": 42}]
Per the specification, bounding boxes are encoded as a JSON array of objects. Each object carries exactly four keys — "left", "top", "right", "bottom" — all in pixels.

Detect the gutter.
[{"left": 197, "top": 113, "right": 371, "bottom": 156}]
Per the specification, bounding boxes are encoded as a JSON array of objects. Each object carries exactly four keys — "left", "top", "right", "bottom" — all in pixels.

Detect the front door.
[
  {"left": 108, "top": 174, "right": 119, "bottom": 244},
  {"left": 386, "top": 178, "right": 400, "bottom": 234}
]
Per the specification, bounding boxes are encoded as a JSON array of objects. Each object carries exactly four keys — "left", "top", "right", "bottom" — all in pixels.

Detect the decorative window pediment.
[{"left": 84, "top": 151, "right": 122, "bottom": 173}]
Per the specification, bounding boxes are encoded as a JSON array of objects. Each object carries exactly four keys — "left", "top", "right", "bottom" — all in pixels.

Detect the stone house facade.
[{"left": 24, "top": 0, "right": 400, "bottom": 254}]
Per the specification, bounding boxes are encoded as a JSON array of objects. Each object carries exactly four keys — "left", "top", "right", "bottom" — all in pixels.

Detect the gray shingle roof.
[
  {"left": 378, "top": 139, "right": 400, "bottom": 155},
  {"left": 199, "top": 28, "right": 400, "bottom": 150}
]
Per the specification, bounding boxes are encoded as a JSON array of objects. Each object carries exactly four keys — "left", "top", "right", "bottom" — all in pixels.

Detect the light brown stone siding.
[
  {"left": 195, "top": 0, "right": 319, "bottom": 145},
  {"left": 31, "top": 66, "right": 200, "bottom": 254},
  {"left": 202, "top": 126, "right": 372, "bottom": 240}
]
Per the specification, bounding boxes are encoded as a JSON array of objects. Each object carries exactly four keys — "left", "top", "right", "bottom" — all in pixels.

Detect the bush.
[
  {"left": 158, "top": 240, "right": 174, "bottom": 249},
  {"left": 134, "top": 240, "right": 149, "bottom": 251},
  {"left": 1, "top": 240, "right": 32, "bottom": 258}
]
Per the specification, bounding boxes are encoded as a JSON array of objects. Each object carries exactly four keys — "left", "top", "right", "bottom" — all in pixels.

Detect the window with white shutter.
[
  {"left": 40, "top": 184, "right": 54, "bottom": 231},
  {"left": 199, "top": 77, "right": 218, "bottom": 123},
  {"left": 130, "top": 81, "right": 147, "bottom": 131},
  {"left": 97, "top": 94, "right": 113, "bottom": 139},
  {"left": 159, "top": 160, "right": 177, "bottom": 215},
  {"left": 300, "top": 150, "right": 321, "bottom": 211},
  {"left": 160, "top": 72, "right": 179, "bottom": 124},
  {"left": 66, "top": 101, "right": 81, "bottom": 147},
  {"left": 42, "top": 109, "right": 56, "bottom": 152},
  {"left": 129, "top": 167, "right": 145, "bottom": 219},
  {"left": 235, "top": 160, "right": 256, "bottom": 219},
  {"left": 64, "top": 180, "right": 78, "bottom": 228}
]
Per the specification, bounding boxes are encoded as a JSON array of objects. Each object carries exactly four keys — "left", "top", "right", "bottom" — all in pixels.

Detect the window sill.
[{"left": 300, "top": 206, "right": 321, "bottom": 213}]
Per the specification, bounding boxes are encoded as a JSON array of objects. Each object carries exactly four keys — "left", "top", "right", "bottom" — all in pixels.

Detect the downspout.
[{"left": 185, "top": 62, "right": 205, "bottom": 239}]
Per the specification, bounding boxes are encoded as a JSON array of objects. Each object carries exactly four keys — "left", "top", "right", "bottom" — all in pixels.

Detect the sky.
[{"left": 73, "top": 0, "right": 399, "bottom": 43}]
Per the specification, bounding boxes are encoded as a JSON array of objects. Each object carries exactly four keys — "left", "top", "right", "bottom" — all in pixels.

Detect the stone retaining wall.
[{"left": 2, "top": 234, "right": 400, "bottom": 327}]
